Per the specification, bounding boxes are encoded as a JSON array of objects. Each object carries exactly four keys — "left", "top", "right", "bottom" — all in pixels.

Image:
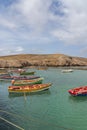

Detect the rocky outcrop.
[{"left": 0, "top": 54, "right": 87, "bottom": 68}]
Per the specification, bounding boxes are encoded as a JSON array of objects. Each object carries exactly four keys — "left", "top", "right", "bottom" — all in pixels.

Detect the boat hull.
[
  {"left": 68, "top": 86, "right": 87, "bottom": 96},
  {"left": 12, "top": 78, "right": 44, "bottom": 86},
  {"left": 0, "top": 76, "right": 40, "bottom": 81},
  {"left": 62, "top": 69, "right": 73, "bottom": 73},
  {"left": 20, "top": 71, "right": 35, "bottom": 75},
  {"left": 8, "top": 83, "right": 52, "bottom": 93}
]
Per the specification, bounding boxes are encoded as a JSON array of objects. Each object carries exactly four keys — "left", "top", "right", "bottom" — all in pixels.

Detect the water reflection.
[
  {"left": 8, "top": 89, "right": 51, "bottom": 98},
  {"left": 0, "top": 111, "right": 18, "bottom": 130},
  {"left": 0, "top": 122, "right": 15, "bottom": 130},
  {"left": 69, "top": 95, "right": 87, "bottom": 102}
]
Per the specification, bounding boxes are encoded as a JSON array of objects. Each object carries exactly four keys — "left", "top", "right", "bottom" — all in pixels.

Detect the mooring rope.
[
  {"left": 0, "top": 109, "right": 73, "bottom": 130},
  {"left": 0, "top": 110, "right": 23, "bottom": 119},
  {"left": 0, "top": 116, "right": 24, "bottom": 130}
]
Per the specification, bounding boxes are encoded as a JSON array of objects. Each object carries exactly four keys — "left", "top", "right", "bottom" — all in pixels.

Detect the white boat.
[{"left": 61, "top": 69, "right": 73, "bottom": 73}]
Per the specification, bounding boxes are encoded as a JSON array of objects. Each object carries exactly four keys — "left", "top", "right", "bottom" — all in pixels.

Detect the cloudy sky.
[{"left": 0, "top": 0, "right": 87, "bottom": 57}]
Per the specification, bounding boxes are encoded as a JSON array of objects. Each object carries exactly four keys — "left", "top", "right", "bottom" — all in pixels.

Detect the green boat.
[
  {"left": 12, "top": 78, "right": 44, "bottom": 86},
  {"left": 20, "top": 71, "right": 35, "bottom": 75}
]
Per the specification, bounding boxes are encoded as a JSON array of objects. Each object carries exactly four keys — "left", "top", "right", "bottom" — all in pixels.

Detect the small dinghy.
[{"left": 68, "top": 86, "right": 87, "bottom": 96}]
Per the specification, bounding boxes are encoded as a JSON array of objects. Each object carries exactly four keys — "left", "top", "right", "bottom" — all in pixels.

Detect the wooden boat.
[
  {"left": 12, "top": 78, "right": 44, "bottom": 86},
  {"left": 61, "top": 69, "right": 73, "bottom": 73},
  {"left": 20, "top": 71, "right": 35, "bottom": 75},
  {"left": 0, "top": 75, "right": 40, "bottom": 81},
  {"left": 0, "top": 68, "right": 6, "bottom": 70},
  {"left": 8, "top": 68, "right": 26, "bottom": 73},
  {"left": 8, "top": 83, "right": 52, "bottom": 93},
  {"left": 68, "top": 86, "right": 87, "bottom": 96},
  {"left": 0, "top": 73, "right": 11, "bottom": 77}
]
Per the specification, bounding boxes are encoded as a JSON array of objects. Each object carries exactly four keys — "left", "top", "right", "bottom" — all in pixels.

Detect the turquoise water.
[{"left": 0, "top": 68, "right": 87, "bottom": 130}]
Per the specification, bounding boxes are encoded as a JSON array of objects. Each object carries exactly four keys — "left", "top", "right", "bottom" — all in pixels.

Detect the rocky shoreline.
[{"left": 0, "top": 54, "right": 87, "bottom": 68}]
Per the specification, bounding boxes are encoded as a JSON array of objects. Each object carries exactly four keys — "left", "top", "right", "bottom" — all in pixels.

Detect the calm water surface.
[{"left": 0, "top": 68, "right": 87, "bottom": 130}]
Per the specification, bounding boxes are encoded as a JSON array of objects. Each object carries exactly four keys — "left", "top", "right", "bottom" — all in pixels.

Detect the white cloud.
[
  {"left": 51, "top": 0, "right": 87, "bottom": 44},
  {"left": 11, "top": 0, "right": 52, "bottom": 32},
  {"left": 0, "top": 46, "right": 24, "bottom": 56},
  {"left": 15, "top": 46, "right": 24, "bottom": 52},
  {"left": 1, "top": 0, "right": 87, "bottom": 44},
  {"left": 0, "top": 15, "right": 16, "bottom": 29},
  {"left": 0, "top": 0, "right": 87, "bottom": 56}
]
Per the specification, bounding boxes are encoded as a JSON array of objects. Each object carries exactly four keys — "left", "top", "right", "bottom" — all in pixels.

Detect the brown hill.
[{"left": 0, "top": 54, "right": 87, "bottom": 68}]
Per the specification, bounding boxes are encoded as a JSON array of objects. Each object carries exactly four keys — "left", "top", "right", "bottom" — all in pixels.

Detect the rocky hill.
[{"left": 0, "top": 54, "right": 87, "bottom": 68}]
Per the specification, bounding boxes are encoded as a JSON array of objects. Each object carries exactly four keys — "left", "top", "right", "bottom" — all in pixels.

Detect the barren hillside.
[{"left": 0, "top": 54, "right": 87, "bottom": 68}]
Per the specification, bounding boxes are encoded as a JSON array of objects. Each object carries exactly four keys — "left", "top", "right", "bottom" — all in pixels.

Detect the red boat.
[{"left": 68, "top": 86, "right": 87, "bottom": 96}]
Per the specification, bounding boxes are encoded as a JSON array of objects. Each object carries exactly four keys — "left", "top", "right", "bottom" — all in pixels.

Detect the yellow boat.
[{"left": 8, "top": 83, "right": 52, "bottom": 93}]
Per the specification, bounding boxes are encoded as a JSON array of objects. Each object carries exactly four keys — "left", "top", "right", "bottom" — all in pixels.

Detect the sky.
[{"left": 0, "top": 0, "right": 87, "bottom": 57}]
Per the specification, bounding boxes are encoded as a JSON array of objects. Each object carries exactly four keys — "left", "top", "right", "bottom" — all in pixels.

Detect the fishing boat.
[
  {"left": 20, "top": 71, "right": 35, "bottom": 75},
  {"left": 61, "top": 69, "right": 73, "bottom": 73},
  {"left": 11, "top": 77, "right": 44, "bottom": 86},
  {"left": 0, "top": 73, "right": 11, "bottom": 77},
  {"left": 8, "top": 68, "right": 26, "bottom": 73},
  {"left": 0, "top": 75, "right": 40, "bottom": 81},
  {"left": 8, "top": 83, "right": 52, "bottom": 93},
  {"left": 68, "top": 86, "right": 87, "bottom": 96}
]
